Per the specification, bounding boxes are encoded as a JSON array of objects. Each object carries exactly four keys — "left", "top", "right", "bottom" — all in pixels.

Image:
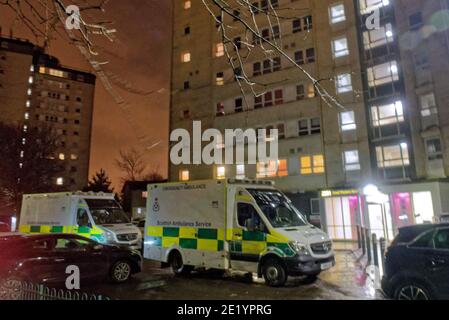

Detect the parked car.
[
  {"left": 0, "top": 233, "right": 142, "bottom": 286},
  {"left": 382, "top": 224, "right": 449, "bottom": 300}
]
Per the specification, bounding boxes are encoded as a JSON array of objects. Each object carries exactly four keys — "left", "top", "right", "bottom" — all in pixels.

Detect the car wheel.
[
  {"left": 110, "top": 260, "right": 132, "bottom": 283},
  {"left": 262, "top": 258, "right": 287, "bottom": 287},
  {"left": 170, "top": 251, "right": 193, "bottom": 276},
  {"left": 394, "top": 281, "right": 432, "bottom": 300}
]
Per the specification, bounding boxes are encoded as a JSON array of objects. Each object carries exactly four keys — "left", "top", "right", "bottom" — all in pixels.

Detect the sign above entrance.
[{"left": 321, "top": 189, "right": 359, "bottom": 198}]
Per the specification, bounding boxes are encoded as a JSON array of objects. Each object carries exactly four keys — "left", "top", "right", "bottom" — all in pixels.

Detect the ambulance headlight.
[
  {"left": 104, "top": 231, "right": 115, "bottom": 242},
  {"left": 289, "top": 241, "right": 310, "bottom": 256}
]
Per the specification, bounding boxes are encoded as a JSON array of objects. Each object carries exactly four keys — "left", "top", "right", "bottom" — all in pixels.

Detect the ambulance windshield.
[
  {"left": 85, "top": 199, "right": 130, "bottom": 225},
  {"left": 247, "top": 189, "right": 308, "bottom": 228}
]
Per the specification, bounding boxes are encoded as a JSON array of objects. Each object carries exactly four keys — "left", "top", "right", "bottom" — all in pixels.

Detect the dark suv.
[{"left": 382, "top": 224, "right": 449, "bottom": 300}]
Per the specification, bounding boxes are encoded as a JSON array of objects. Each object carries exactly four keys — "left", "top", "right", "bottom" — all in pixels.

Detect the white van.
[
  {"left": 144, "top": 180, "right": 335, "bottom": 286},
  {"left": 19, "top": 192, "right": 142, "bottom": 249}
]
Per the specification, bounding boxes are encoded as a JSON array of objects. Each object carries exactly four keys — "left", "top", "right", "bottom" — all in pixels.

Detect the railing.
[{"left": 0, "top": 279, "right": 110, "bottom": 300}]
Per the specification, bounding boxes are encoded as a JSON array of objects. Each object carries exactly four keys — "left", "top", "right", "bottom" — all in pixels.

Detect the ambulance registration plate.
[{"left": 320, "top": 262, "right": 333, "bottom": 270}]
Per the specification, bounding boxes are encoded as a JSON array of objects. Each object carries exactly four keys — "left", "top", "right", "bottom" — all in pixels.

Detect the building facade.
[
  {"left": 0, "top": 37, "right": 96, "bottom": 191},
  {"left": 169, "top": 0, "right": 449, "bottom": 241}
]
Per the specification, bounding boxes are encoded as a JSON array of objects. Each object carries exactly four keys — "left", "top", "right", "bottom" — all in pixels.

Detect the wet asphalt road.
[{"left": 82, "top": 251, "right": 385, "bottom": 300}]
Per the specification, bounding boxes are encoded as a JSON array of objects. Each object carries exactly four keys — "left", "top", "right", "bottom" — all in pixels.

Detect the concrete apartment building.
[
  {"left": 169, "top": 0, "right": 449, "bottom": 241},
  {"left": 0, "top": 37, "right": 96, "bottom": 191}
]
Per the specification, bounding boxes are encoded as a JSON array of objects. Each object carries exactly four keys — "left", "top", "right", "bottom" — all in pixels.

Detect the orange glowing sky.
[{"left": 0, "top": 1, "right": 172, "bottom": 191}]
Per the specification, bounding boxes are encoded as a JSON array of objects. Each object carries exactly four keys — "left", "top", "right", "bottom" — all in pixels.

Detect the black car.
[
  {"left": 382, "top": 224, "right": 449, "bottom": 300},
  {"left": 0, "top": 233, "right": 142, "bottom": 285}
]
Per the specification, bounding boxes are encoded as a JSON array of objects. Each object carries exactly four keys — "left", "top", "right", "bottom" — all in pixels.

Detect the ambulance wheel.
[
  {"left": 170, "top": 251, "right": 193, "bottom": 276},
  {"left": 262, "top": 258, "right": 287, "bottom": 287}
]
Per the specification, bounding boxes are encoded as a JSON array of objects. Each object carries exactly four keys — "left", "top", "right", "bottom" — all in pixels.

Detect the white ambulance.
[
  {"left": 19, "top": 192, "right": 142, "bottom": 249},
  {"left": 144, "top": 180, "right": 335, "bottom": 287}
]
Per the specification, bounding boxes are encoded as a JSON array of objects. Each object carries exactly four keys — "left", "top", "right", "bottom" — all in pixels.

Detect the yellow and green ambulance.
[
  {"left": 144, "top": 180, "right": 335, "bottom": 286},
  {"left": 19, "top": 192, "right": 142, "bottom": 249}
]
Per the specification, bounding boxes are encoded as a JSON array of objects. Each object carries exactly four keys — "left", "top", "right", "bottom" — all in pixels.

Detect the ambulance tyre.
[
  {"left": 169, "top": 250, "right": 193, "bottom": 276},
  {"left": 262, "top": 258, "right": 287, "bottom": 287}
]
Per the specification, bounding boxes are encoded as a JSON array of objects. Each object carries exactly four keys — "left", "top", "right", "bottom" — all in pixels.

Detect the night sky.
[{"left": 0, "top": 0, "right": 172, "bottom": 190}]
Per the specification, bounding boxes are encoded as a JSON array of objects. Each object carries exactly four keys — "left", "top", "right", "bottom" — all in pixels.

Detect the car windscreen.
[
  {"left": 247, "top": 189, "right": 308, "bottom": 228},
  {"left": 85, "top": 199, "right": 130, "bottom": 225}
]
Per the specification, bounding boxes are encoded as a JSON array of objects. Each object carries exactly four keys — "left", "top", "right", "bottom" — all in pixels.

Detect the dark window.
[
  {"left": 77, "top": 208, "right": 90, "bottom": 227},
  {"left": 263, "top": 60, "right": 272, "bottom": 74},
  {"left": 272, "top": 25, "right": 280, "bottom": 39},
  {"left": 264, "top": 92, "right": 273, "bottom": 107},
  {"left": 304, "top": 15, "right": 313, "bottom": 31},
  {"left": 237, "top": 203, "right": 267, "bottom": 232},
  {"left": 434, "top": 229, "right": 449, "bottom": 250},
  {"left": 274, "top": 89, "right": 283, "bottom": 105},
  {"left": 253, "top": 62, "right": 261, "bottom": 76},
  {"left": 409, "top": 12, "right": 423, "bottom": 31},
  {"left": 292, "top": 19, "right": 301, "bottom": 33},
  {"left": 234, "top": 37, "right": 242, "bottom": 50},
  {"left": 295, "top": 51, "right": 304, "bottom": 65},
  {"left": 297, "top": 85, "right": 305, "bottom": 100},
  {"left": 306, "top": 48, "right": 315, "bottom": 63},
  {"left": 235, "top": 98, "right": 243, "bottom": 112},
  {"left": 254, "top": 96, "right": 263, "bottom": 109},
  {"left": 184, "top": 26, "right": 190, "bottom": 35},
  {"left": 410, "top": 230, "right": 434, "bottom": 248},
  {"left": 184, "top": 81, "right": 190, "bottom": 90},
  {"left": 273, "top": 57, "right": 281, "bottom": 71}
]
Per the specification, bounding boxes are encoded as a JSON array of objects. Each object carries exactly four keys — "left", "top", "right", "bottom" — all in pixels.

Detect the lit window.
[
  {"left": 70, "top": 154, "right": 78, "bottom": 160},
  {"left": 180, "top": 170, "right": 190, "bottom": 181},
  {"left": 56, "top": 177, "right": 64, "bottom": 186},
  {"left": 330, "top": 4, "right": 346, "bottom": 24},
  {"left": 142, "top": 191, "right": 148, "bottom": 199},
  {"left": 27, "top": 89, "right": 32, "bottom": 96},
  {"left": 376, "top": 143, "right": 410, "bottom": 168},
  {"left": 359, "top": 0, "right": 390, "bottom": 15},
  {"left": 301, "top": 155, "right": 325, "bottom": 175},
  {"left": 371, "top": 101, "right": 404, "bottom": 127},
  {"left": 58, "top": 153, "right": 65, "bottom": 161},
  {"left": 363, "top": 23, "right": 394, "bottom": 49},
  {"left": 216, "top": 43, "right": 225, "bottom": 57},
  {"left": 336, "top": 73, "right": 352, "bottom": 93},
  {"left": 257, "top": 161, "right": 277, "bottom": 178},
  {"left": 181, "top": 52, "right": 191, "bottom": 63},
  {"left": 216, "top": 72, "right": 224, "bottom": 86},
  {"left": 307, "top": 83, "right": 316, "bottom": 98},
  {"left": 332, "top": 37, "right": 349, "bottom": 58},
  {"left": 25, "top": 100, "right": 31, "bottom": 108},
  {"left": 236, "top": 165, "right": 245, "bottom": 179},
  {"left": 28, "top": 76, "right": 34, "bottom": 84},
  {"left": 420, "top": 93, "right": 438, "bottom": 117},
  {"left": 277, "top": 159, "right": 288, "bottom": 177},
  {"left": 343, "top": 150, "right": 361, "bottom": 171},
  {"left": 367, "top": 61, "right": 399, "bottom": 87},
  {"left": 216, "top": 166, "right": 226, "bottom": 180},
  {"left": 184, "top": 0, "right": 191, "bottom": 9},
  {"left": 24, "top": 112, "right": 29, "bottom": 120},
  {"left": 30, "top": 65, "right": 34, "bottom": 72},
  {"left": 340, "top": 111, "right": 356, "bottom": 131}
]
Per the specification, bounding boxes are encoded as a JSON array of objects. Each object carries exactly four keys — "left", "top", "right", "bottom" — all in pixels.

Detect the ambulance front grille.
[
  {"left": 117, "top": 233, "right": 138, "bottom": 241},
  {"left": 310, "top": 241, "right": 332, "bottom": 254}
]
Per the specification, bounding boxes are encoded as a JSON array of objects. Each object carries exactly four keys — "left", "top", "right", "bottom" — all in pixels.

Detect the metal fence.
[{"left": 0, "top": 279, "right": 110, "bottom": 300}]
